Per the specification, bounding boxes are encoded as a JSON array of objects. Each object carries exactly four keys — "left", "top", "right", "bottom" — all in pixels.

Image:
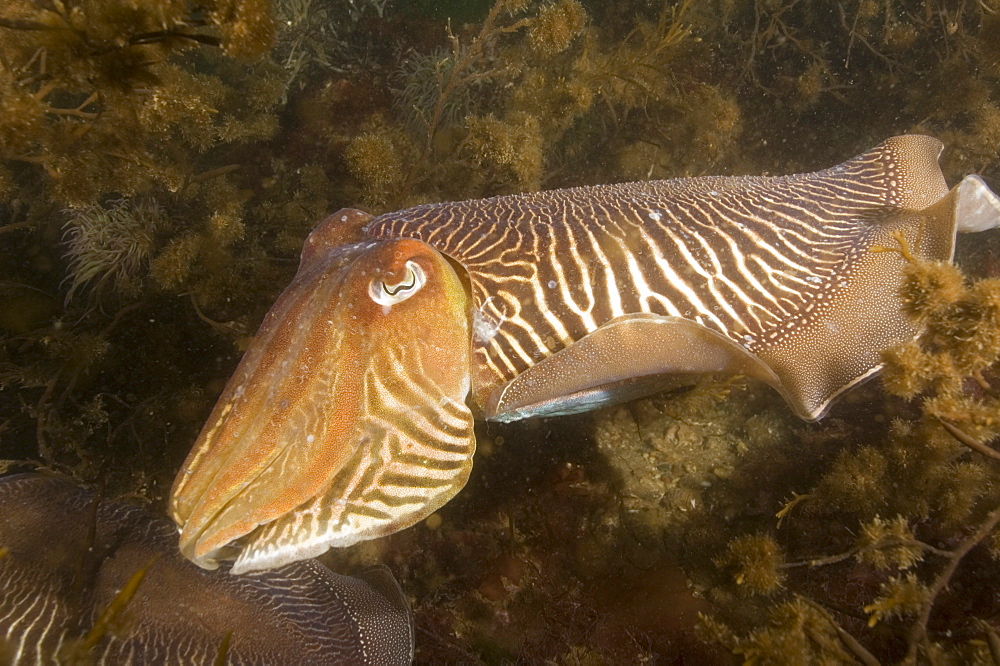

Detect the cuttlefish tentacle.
[
  {"left": 171, "top": 135, "right": 1000, "bottom": 572},
  {"left": 171, "top": 229, "right": 474, "bottom": 572}
]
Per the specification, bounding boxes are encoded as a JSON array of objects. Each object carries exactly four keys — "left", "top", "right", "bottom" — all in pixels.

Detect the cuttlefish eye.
[
  {"left": 170, "top": 238, "right": 475, "bottom": 574},
  {"left": 368, "top": 259, "right": 426, "bottom": 306}
]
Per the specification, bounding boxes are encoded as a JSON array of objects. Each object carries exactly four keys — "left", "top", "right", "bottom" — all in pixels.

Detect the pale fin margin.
[
  {"left": 484, "top": 314, "right": 782, "bottom": 422},
  {"left": 953, "top": 175, "right": 1000, "bottom": 233}
]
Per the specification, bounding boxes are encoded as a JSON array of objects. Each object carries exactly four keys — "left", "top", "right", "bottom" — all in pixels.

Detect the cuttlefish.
[
  {"left": 171, "top": 135, "right": 1000, "bottom": 574},
  {"left": 0, "top": 474, "right": 412, "bottom": 664}
]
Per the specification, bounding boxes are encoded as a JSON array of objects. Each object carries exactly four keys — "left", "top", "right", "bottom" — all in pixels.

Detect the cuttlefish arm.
[{"left": 170, "top": 215, "right": 474, "bottom": 573}]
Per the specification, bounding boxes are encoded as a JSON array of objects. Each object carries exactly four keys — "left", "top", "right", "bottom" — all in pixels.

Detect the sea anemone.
[{"left": 62, "top": 197, "right": 162, "bottom": 303}]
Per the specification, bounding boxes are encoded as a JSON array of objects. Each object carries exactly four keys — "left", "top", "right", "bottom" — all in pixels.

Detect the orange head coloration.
[
  {"left": 171, "top": 138, "right": 1000, "bottom": 574},
  {"left": 170, "top": 214, "right": 474, "bottom": 573}
]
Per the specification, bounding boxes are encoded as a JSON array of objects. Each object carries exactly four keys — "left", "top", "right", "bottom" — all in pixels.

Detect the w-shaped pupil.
[
  {"left": 383, "top": 270, "right": 416, "bottom": 295},
  {"left": 369, "top": 259, "right": 426, "bottom": 306}
]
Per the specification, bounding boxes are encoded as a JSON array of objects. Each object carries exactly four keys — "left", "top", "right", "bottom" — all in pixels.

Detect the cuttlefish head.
[{"left": 170, "top": 217, "right": 474, "bottom": 573}]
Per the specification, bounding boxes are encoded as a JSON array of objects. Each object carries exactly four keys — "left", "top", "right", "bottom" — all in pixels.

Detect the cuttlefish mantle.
[
  {"left": 366, "top": 135, "right": 1000, "bottom": 421},
  {"left": 171, "top": 135, "right": 1000, "bottom": 573}
]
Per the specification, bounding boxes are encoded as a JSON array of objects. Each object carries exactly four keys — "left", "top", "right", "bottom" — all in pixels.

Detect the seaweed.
[
  {"left": 338, "top": 0, "right": 714, "bottom": 207},
  {"left": 0, "top": 0, "right": 277, "bottom": 204},
  {"left": 2, "top": 0, "right": 1000, "bottom": 663},
  {"left": 0, "top": 0, "right": 285, "bottom": 494},
  {"left": 693, "top": 254, "right": 1000, "bottom": 663}
]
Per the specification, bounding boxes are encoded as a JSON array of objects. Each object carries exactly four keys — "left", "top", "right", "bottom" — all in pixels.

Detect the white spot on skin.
[
  {"left": 547, "top": 280, "right": 557, "bottom": 289},
  {"left": 341, "top": 215, "right": 348, "bottom": 222},
  {"left": 806, "top": 276, "right": 822, "bottom": 284},
  {"left": 306, "top": 434, "right": 315, "bottom": 443},
  {"left": 472, "top": 298, "right": 503, "bottom": 343},
  {"left": 649, "top": 210, "right": 662, "bottom": 221}
]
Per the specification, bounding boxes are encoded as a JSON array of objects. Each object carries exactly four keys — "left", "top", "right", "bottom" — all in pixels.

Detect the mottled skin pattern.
[{"left": 169, "top": 136, "right": 1000, "bottom": 574}]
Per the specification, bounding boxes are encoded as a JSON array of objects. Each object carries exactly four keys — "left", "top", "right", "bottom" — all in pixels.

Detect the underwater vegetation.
[
  {"left": 0, "top": 473, "right": 413, "bottom": 664},
  {"left": 2, "top": 0, "right": 1000, "bottom": 662},
  {"left": 0, "top": 0, "right": 278, "bottom": 206},
  {"left": 691, "top": 255, "right": 1000, "bottom": 663},
  {"left": 340, "top": 0, "right": 718, "bottom": 208},
  {"left": 62, "top": 197, "right": 163, "bottom": 302}
]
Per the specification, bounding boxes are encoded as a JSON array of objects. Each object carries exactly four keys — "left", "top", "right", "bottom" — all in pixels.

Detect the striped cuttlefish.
[{"left": 170, "top": 135, "right": 1000, "bottom": 573}]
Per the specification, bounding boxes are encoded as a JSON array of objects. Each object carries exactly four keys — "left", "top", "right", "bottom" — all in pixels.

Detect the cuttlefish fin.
[
  {"left": 170, "top": 231, "right": 474, "bottom": 572},
  {"left": 484, "top": 313, "right": 781, "bottom": 422},
  {"left": 756, "top": 172, "right": 1000, "bottom": 420},
  {"left": 951, "top": 175, "right": 1000, "bottom": 233}
]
